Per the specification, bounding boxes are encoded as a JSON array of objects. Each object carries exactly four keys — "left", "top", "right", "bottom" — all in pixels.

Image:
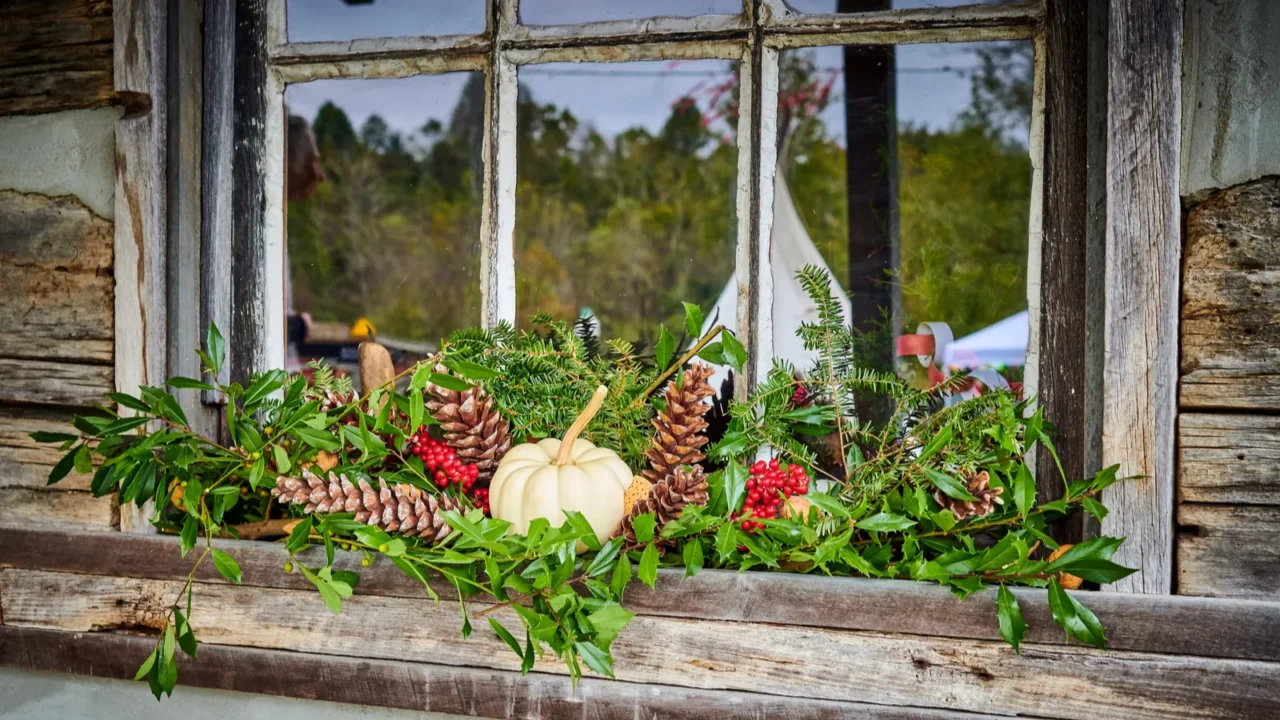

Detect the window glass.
[
  {"left": 284, "top": 73, "right": 484, "bottom": 371},
  {"left": 514, "top": 60, "right": 739, "bottom": 349},
  {"left": 772, "top": 40, "right": 1033, "bottom": 415},
  {"left": 784, "top": 0, "right": 1005, "bottom": 12},
  {"left": 287, "top": 0, "right": 485, "bottom": 43},
  {"left": 521, "top": 0, "right": 741, "bottom": 26}
]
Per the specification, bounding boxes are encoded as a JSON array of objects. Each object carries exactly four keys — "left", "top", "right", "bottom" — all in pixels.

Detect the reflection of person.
[{"left": 286, "top": 113, "right": 325, "bottom": 356}]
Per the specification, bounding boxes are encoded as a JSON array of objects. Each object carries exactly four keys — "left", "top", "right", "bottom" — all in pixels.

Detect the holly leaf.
[
  {"left": 610, "top": 554, "right": 632, "bottom": 598},
  {"left": 655, "top": 325, "right": 675, "bottom": 370},
  {"left": 1047, "top": 577, "right": 1107, "bottom": 648},
  {"left": 857, "top": 512, "right": 916, "bottom": 532},
  {"left": 923, "top": 468, "right": 976, "bottom": 501},
  {"left": 996, "top": 584, "right": 1026, "bottom": 653},
  {"left": 698, "top": 342, "right": 728, "bottom": 366},
  {"left": 574, "top": 640, "right": 615, "bottom": 679},
  {"left": 428, "top": 372, "right": 472, "bottom": 393},
  {"left": 723, "top": 460, "right": 748, "bottom": 516},
  {"left": 638, "top": 544, "right": 659, "bottom": 589},
  {"left": 562, "top": 510, "right": 602, "bottom": 551},
  {"left": 683, "top": 540, "right": 704, "bottom": 577},
  {"left": 721, "top": 331, "right": 747, "bottom": 373},
  {"left": 683, "top": 302, "right": 704, "bottom": 338},
  {"left": 1081, "top": 496, "right": 1109, "bottom": 522},
  {"left": 206, "top": 323, "right": 225, "bottom": 375},
  {"left": 489, "top": 618, "right": 523, "bottom": 657},
  {"left": 445, "top": 358, "right": 499, "bottom": 380},
  {"left": 1013, "top": 465, "right": 1036, "bottom": 518},
  {"left": 630, "top": 513, "right": 657, "bottom": 545}
]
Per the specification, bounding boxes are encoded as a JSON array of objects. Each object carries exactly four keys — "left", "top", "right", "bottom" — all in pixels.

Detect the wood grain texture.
[
  {"left": 0, "top": 489, "right": 115, "bottom": 531},
  {"left": 1179, "top": 413, "right": 1280, "bottom": 504},
  {"left": 0, "top": 408, "right": 93, "bottom": 491},
  {"left": 200, "top": 0, "right": 233, "bottom": 412},
  {"left": 0, "top": 191, "right": 114, "bottom": 365},
  {"left": 4, "top": 569, "right": 1279, "bottom": 719},
  {"left": 0, "top": 0, "right": 115, "bottom": 117},
  {"left": 1180, "top": 177, "right": 1280, "bottom": 410},
  {"left": 1178, "top": 503, "right": 1280, "bottom": 600},
  {"left": 0, "top": 358, "right": 113, "bottom": 407},
  {"left": 3, "top": 528, "right": 1279, "bottom": 663},
  {"left": 1100, "top": 0, "right": 1182, "bottom": 594},
  {"left": 0, "top": 627, "right": 993, "bottom": 720}
]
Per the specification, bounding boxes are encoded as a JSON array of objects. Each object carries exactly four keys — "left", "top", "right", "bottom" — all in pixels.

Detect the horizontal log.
[
  {"left": 1178, "top": 503, "right": 1280, "bottom": 600},
  {"left": 0, "top": 407, "right": 93, "bottom": 491},
  {"left": 1180, "top": 177, "right": 1280, "bottom": 410},
  {"left": 2, "top": 568, "right": 1277, "bottom": 719},
  {"left": 0, "top": 0, "right": 115, "bottom": 117},
  {"left": 0, "top": 488, "right": 115, "bottom": 531},
  {"left": 0, "top": 358, "right": 113, "bottom": 407},
  {"left": 2, "top": 527, "right": 1279, "bottom": 663},
  {"left": 0, "top": 626, "right": 989, "bottom": 720},
  {"left": 1179, "top": 413, "right": 1280, "bottom": 504}
]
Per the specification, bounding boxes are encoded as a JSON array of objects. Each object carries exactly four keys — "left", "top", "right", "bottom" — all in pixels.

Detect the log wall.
[{"left": 0, "top": 1, "right": 119, "bottom": 532}]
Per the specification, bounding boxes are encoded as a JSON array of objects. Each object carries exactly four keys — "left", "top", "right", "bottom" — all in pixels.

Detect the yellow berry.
[
  {"left": 283, "top": 561, "right": 294, "bottom": 574},
  {"left": 180, "top": 481, "right": 188, "bottom": 488},
  {"left": 361, "top": 556, "right": 372, "bottom": 567},
  {"left": 264, "top": 427, "right": 274, "bottom": 436},
  {"left": 251, "top": 451, "right": 261, "bottom": 460},
  {"left": 377, "top": 543, "right": 389, "bottom": 554}
]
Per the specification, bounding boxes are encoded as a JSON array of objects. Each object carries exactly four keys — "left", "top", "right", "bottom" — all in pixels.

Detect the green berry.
[
  {"left": 283, "top": 561, "right": 294, "bottom": 574},
  {"left": 361, "top": 556, "right": 372, "bottom": 567},
  {"left": 377, "top": 543, "right": 389, "bottom": 554}
]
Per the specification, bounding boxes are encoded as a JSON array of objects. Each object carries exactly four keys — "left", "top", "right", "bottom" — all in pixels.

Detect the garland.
[{"left": 36, "top": 266, "right": 1134, "bottom": 699}]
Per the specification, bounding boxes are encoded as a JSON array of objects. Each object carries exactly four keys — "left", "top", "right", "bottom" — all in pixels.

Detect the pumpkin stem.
[{"left": 555, "top": 385, "right": 609, "bottom": 465}]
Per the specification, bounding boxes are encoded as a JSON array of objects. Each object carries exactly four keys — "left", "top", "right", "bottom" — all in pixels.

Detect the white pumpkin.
[{"left": 489, "top": 386, "right": 631, "bottom": 545}]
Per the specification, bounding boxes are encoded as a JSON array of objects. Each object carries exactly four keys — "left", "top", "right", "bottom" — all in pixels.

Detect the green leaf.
[
  {"left": 723, "top": 460, "right": 747, "bottom": 516},
  {"left": 294, "top": 427, "right": 341, "bottom": 452},
  {"left": 445, "top": 358, "right": 500, "bottom": 380},
  {"left": 409, "top": 388, "right": 424, "bottom": 434},
  {"left": 923, "top": 468, "right": 977, "bottom": 501},
  {"left": 522, "top": 632, "right": 536, "bottom": 674},
  {"left": 167, "top": 376, "right": 216, "bottom": 391},
  {"left": 721, "top": 331, "right": 747, "bottom": 373},
  {"left": 610, "top": 554, "right": 632, "bottom": 598},
  {"left": 428, "top": 372, "right": 472, "bottom": 393},
  {"left": 916, "top": 424, "right": 953, "bottom": 462},
  {"left": 1044, "top": 536, "right": 1123, "bottom": 571},
  {"left": 211, "top": 548, "right": 242, "bottom": 584},
  {"left": 1081, "top": 496, "right": 1109, "bottom": 522},
  {"left": 587, "top": 603, "right": 634, "bottom": 648},
  {"left": 108, "top": 393, "right": 152, "bottom": 414},
  {"left": 638, "top": 544, "right": 659, "bottom": 589},
  {"left": 1047, "top": 577, "right": 1107, "bottom": 648},
  {"left": 562, "top": 510, "right": 601, "bottom": 551},
  {"left": 682, "top": 302, "right": 705, "bottom": 338},
  {"left": 183, "top": 477, "right": 204, "bottom": 517},
  {"left": 574, "top": 640, "right": 615, "bottom": 679},
  {"left": 857, "top": 512, "right": 916, "bottom": 532},
  {"left": 70, "top": 444, "right": 93, "bottom": 475},
  {"left": 243, "top": 370, "right": 286, "bottom": 407},
  {"left": 272, "top": 444, "right": 291, "bottom": 474},
  {"left": 459, "top": 597, "right": 472, "bottom": 639},
  {"left": 89, "top": 463, "right": 116, "bottom": 496},
  {"left": 30, "top": 430, "right": 79, "bottom": 444},
  {"left": 805, "top": 492, "right": 851, "bottom": 518},
  {"left": 174, "top": 609, "right": 198, "bottom": 659},
  {"left": 382, "top": 538, "right": 407, "bottom": 557},
  {"left": 630, "top": 513, "right": 657, "bottom": 545},
  {"left": 682, "top": 540, "right": 704, "bottom": 577},
  {"left": 162, "top": 621, "right": 176, "bottom": 664},
  {"left": 206, "top": 323, "right": 225, "bottom": 375},
  {"left": 714, "top": 523, "right": 737, "bottom": 561},
  {"left": 1013, "top": 465, "right": 1036, "bottom": 518},
  {"left": 179, "top": 515, "right": 198, "bottom": 558},
  {"left": 287, "top": 517, "right": 314, "bottom": 552},
  {"left": 996, "top": 584, "right": 1026, "bottom": 653},
  {"left": 655, "top": 325, "right": 675, "bottom": 369},
  {"left": 391, "top": 556, "right": 439, "bottom": 602},
  {"left": 134, "top": 648, "right": 158, "bottom": 681},
  {"left": 697, "top": 341, "right": 728, "bottom": 365},
  {"left": 585, "top": 537, "right": 623, "bottom": 578},
  {"left": 1053, "top": 557, "right": 1137, "bottom": 584},
  {"left": 489, "top": 618, "right": 523, "bottom": 656}
]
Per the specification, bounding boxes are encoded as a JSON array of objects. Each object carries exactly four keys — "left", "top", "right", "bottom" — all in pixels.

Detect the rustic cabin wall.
[
  {"left": 0, "top": 0, "right": 120, "bottom": 532},
  {"left": 1178, "top": 0, "right": 1280, "bottom": 599}
]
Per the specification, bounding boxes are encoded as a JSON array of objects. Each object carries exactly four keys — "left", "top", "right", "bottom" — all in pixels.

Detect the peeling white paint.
[{"left": 0, "top": 107, "right": 121, "bottom": 219}]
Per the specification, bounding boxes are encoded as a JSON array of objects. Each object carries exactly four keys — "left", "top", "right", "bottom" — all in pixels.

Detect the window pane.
[
  {"left": 287, "top": 0, "right": 485, "bottom": 43},
  {"left": 784, "top": 0, "right": 1005, "bottom": 12},
  {"left": 773, "top": 41, "right": 1033, "bottom": 416},
  {"left": 521, "top": 0, "right": 741, "bottom": 25},
  {"left": 515, "top": 60, "right": 739, "bottom": 351},
  {"left": 284, "top": 74, "right": 484, "bottom": 371}
]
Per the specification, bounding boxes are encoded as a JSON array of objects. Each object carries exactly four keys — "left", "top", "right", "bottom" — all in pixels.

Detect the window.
[{"left": 260, "top": 0, "right": 1045, "bottom": 401}]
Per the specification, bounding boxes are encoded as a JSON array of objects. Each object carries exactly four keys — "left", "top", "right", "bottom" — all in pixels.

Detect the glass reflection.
[
  {"left": 287, "top": 0, "right": 485, "bottom": 43},
  {"left": 522, "top": 0, "right": 741, "bottom": 25}
]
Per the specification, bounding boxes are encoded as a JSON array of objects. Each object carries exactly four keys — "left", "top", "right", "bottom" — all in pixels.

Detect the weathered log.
[
  {"left": 0, "top": 408, "right": 94, "bottom": 491},
  {"left": 1178, "top": 503, "right": 1280, "bottom": 600},
  {"left": 0, "top": 0, "right": 115, "bottom": 117},
  {"left": 1179, "top": 413, "right": 1280, "bottom": 505},
  {"left": 0, "top": 488, "right": 115, "bottom": 531}
]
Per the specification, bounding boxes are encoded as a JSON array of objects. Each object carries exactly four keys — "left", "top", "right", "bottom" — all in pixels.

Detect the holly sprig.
[{"left": 37, "top": 273, "right": 1135, "bottom": 700}]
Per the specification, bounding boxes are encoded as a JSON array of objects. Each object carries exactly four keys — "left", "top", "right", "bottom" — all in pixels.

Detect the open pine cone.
[
  {"left": 621, "top": 465, "right": 708, "bottom": 543},
  {"left": 643, "top": 363, "right": 716, "bottom": 483},
  {"left": 934, "top": 470, "right": 1004, "bottom": 521},
  {"left": 272, "top": 469, "right": 460, "bottom": 541},
  {"left": 426, "top": 367, "right": 511, "bottom": 483}
]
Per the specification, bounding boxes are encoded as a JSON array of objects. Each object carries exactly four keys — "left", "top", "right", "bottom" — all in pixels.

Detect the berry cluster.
[
  {"left": 733, "top": 459, "right": 810, "bottom": 531},
  {"left": 470, "top": 487, "right": 490, "bottom": 515},
  {"left": 407, "top": 430, "right": 479, "bottom": 491},
  {"left": 790, "top": 384, "right": 811, "bottom": 407}
]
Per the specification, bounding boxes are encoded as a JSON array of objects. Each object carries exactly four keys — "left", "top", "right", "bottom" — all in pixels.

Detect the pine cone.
[
  {"left": 272, "top": 469, "right": 459, "bottom": 541},
  {"left": 621, "top": 466, "right": 708, "bottom": 543},
  {"left": 934, "top": 470, "right": 1005, "bottom": 521},
  {"left": 426, "top": 368, "right": 511, "bottom": 483},
  {"left": 643, "top": 363, "right": 716, "bottom": 484}
]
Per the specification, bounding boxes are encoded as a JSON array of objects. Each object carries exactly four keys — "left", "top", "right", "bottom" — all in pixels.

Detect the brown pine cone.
[
  {"left": 621, "top": 465, "right": 708, "bottom": 543},
  {"left": 425, "top": 367, "right": 511, "bottom": 483},
  {"left": 643, "top": 363, "right": 716, "bottom": 484},
  {"left": 272, "top": 469, "right": 459, "bottom": 541},
  {"left": 933, "top": 470, "right": 1005, "bottom": 521}
]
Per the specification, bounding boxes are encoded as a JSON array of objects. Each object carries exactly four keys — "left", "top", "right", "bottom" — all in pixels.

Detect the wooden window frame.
[{"left": 174, "top": 0, "right": 1172, "bottom": 590}]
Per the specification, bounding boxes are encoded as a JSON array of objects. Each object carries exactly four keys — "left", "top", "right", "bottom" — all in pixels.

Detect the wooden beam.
[
  {"left": 1178, "top": 503, "right": 1280, "bottom": 601},
  {"left": 1100, "top": 0, "right": 1182, "bottom": 594},
  {"left": 0, "top": 0, "right": 115, "bottom": 117},
  {"left": 4, "top": 567, "right": 1277, "bottom": 719},
  {"left": 230, "top": 0, "right": 271, "bottom": 383},
  {"left": 0, "top": 626, "right": 990, "bottom": 720},
  {"left": 0, "top": 408, "right": 95, "bottom": 492},
  {"left": 0, "top": 358, "right": 113, "bottom": 407},
  {"left": 201, "top": 0, "right": 234, "bottom": 412},
  {"left": 3, "top": 527, "right": 1279, "bottom": 663},
  {"left": 0, "top": 489, "right": 116, "bottom": 531},
  {"left": 1035, "top": 0, "right": 1093, "bottom": 545},
  {"left": 1179, "top": 413, "right": 1280, "bottom": 505}
]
